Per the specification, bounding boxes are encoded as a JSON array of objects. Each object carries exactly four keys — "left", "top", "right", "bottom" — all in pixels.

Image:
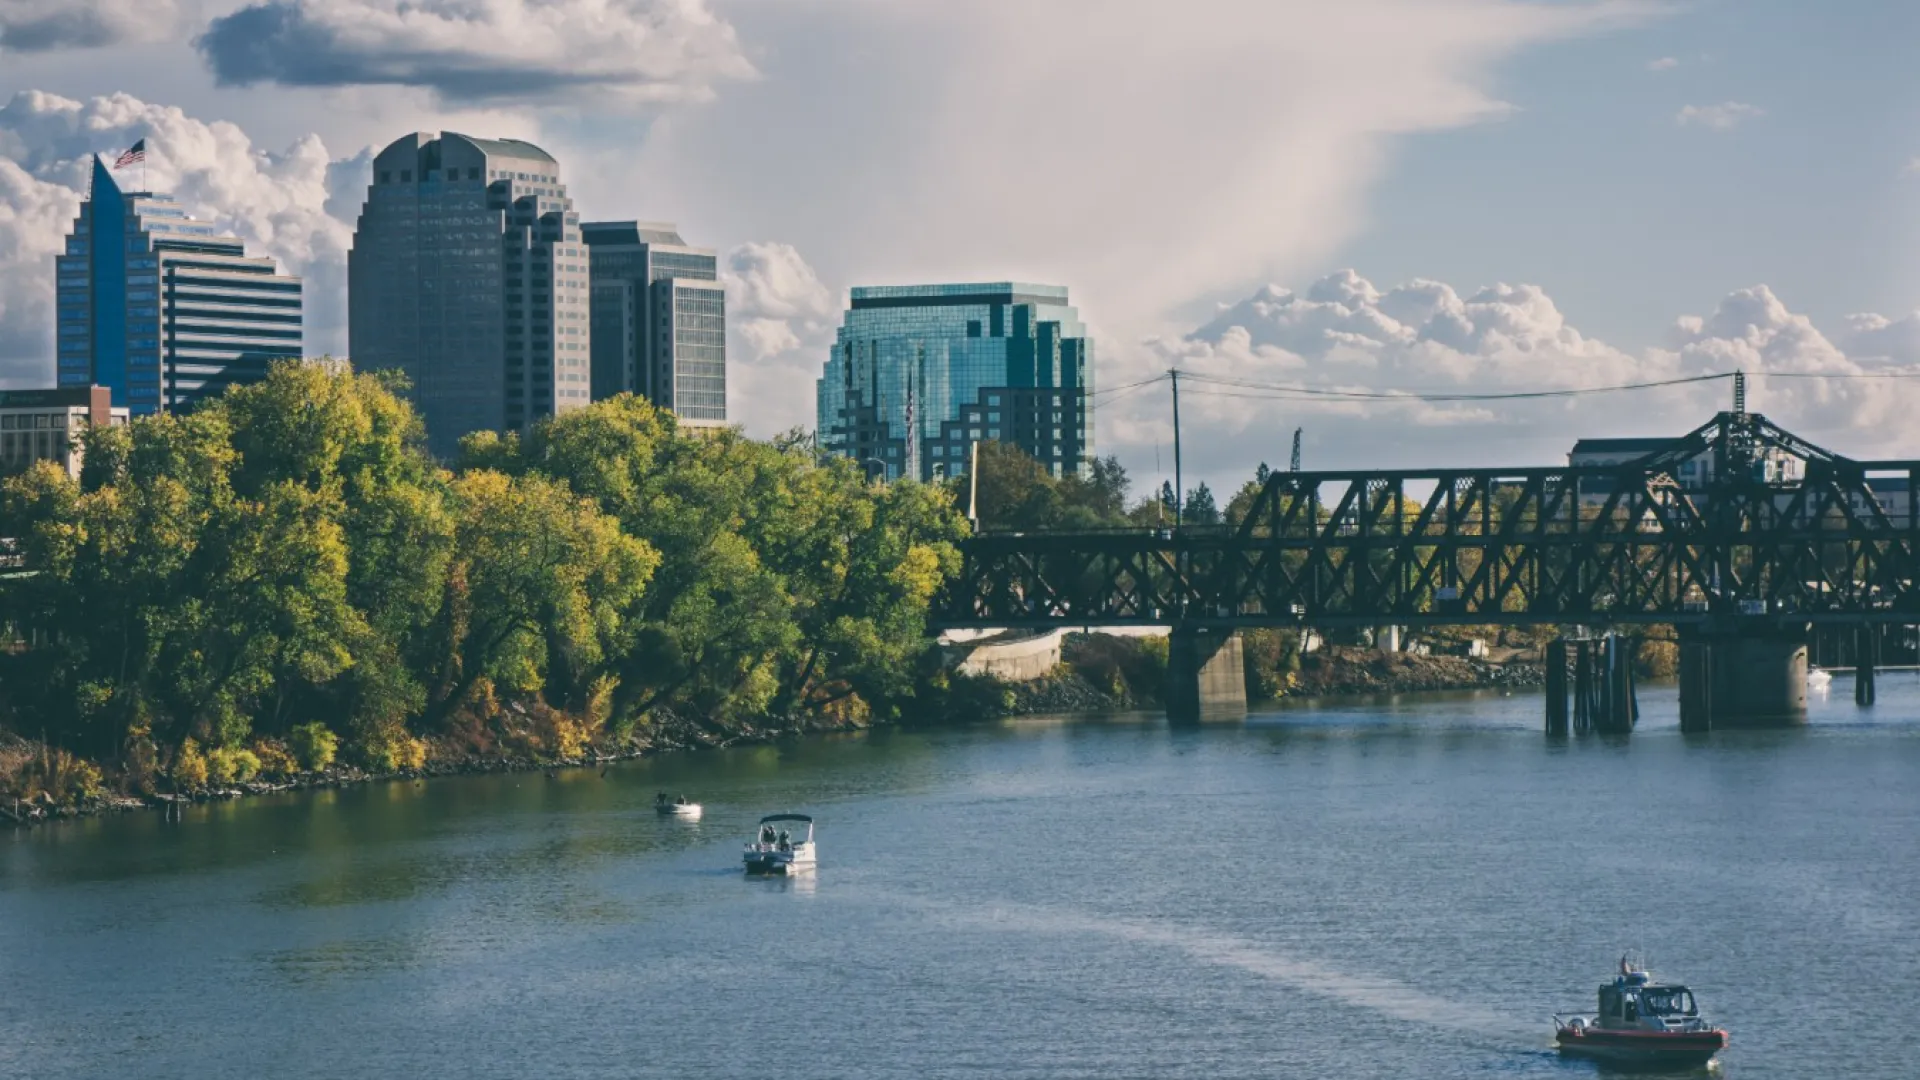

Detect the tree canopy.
[{"left": 0, "top": 364, "right": 966, "bottom": 782}]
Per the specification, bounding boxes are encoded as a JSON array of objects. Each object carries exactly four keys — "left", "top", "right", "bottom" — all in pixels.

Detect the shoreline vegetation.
[{"left": 0, "top": 363, "right": 1679, "bottom": 828}]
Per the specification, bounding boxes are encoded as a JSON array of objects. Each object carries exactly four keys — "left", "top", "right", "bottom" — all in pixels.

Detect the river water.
[{"left": 4, "top": 679, "right": 1917, "bottom": 1079}]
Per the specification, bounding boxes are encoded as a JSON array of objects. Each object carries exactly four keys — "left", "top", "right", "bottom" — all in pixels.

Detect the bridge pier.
[
  {"left": 1676, "top": 625, "right": 1808, "bottom": 728},
  {"left": 1855, "top": 624, "right": 1877, "bottom": 707},
  {"left": 1166, "top": 627, "right": 1247, "bottom": 722},
  {"left": 1544, "top": 639, "right": 1569, "bottom": 736}
]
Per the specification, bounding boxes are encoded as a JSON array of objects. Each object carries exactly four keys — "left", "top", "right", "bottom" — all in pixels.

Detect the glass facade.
[
  {"left": 582, "top": 222, "right": 726, "bottom": 425},
  {"left": 57, "top": 158, "right": 303, "bottom": 415},
  {"left": 350, "top": 133, "right": 587, "bottom": 459},
  {"left": 816, "top": 283, "right": 1094, "bottom": 480}
]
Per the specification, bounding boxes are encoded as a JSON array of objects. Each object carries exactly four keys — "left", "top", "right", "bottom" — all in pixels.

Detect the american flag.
[{"left": 112, "top": 139, "right": 146, "bottom": 170}]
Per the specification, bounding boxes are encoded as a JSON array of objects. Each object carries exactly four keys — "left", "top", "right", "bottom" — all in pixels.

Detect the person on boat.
[
  {"left": 675, "top": 795, "right": 688, "bottom": 806},
  {"left": 776, "top": 828, "right": 791, "bottom": 851},
  {"left": 656, "top": 792, "right": 669, "bottom": 807},
  {"left": 760, "top": 824, "right": 776, "bottom": 845}
]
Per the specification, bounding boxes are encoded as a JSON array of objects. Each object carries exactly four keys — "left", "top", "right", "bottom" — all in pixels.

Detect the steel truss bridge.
[{"left": 935, "top": 410, "right": 1920, "bottom": 631}]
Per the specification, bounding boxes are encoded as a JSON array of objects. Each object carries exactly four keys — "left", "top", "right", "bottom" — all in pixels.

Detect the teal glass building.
[
  {"left": 56, "top": 157, "right": 304, "bottom": 415},
  {"left": 816, "top": 283, "right": 1094, "bottom": 481}
]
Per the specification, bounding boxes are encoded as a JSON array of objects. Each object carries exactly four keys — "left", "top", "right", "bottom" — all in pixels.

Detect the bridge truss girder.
[{"left": 937, "top": 412, "right": 1920, "bottom": 630}]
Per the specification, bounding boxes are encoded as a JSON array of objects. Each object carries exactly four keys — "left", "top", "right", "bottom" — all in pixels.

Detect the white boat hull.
[{"left": 744, "top": 844, "right": 815, "bottom": 874}]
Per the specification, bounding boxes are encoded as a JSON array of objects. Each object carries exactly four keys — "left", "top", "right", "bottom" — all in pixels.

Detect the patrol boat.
[{"left": 1553, "top": 959, "right": 1728, "bottom": 1067}]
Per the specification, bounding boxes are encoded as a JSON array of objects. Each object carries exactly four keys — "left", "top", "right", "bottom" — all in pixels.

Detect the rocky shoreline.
[{"left": 0, "top": 708, "right": 865, "bottom": 829}]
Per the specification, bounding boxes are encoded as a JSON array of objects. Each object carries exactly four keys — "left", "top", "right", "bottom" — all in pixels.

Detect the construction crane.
[{"left": 1289, "top": 427, "right": 1302, "bottom": 473}]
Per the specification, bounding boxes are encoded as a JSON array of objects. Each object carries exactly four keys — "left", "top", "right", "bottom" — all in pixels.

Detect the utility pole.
[
  {"left": 1290, "top": 427, "right": 1302, "bottom": 473},
  {"left": 1169, "top": 368, "right": 1184, "bottom": 525}
]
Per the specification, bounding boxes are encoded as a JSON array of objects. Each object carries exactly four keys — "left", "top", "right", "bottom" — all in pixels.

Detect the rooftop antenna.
[{"left": 1290, "top": 427, "right": 1303, "bottom": 473}]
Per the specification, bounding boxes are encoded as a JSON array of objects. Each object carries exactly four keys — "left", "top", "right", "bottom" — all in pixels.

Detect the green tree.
[{"left": 1182, "top": 482, "right": 1221, "bottom": 525}]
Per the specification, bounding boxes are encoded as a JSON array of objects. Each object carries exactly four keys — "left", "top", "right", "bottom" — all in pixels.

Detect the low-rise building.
[
  {"left": 1568, "top": 436, "right": 1805, "bottom": 503},
  {"left": 0, "top": 386, "right": 128, "bottom": 479}
]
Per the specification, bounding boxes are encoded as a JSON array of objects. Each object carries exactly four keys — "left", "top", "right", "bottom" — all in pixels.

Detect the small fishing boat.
[
  {"left": 654, "top": 793, "right": 702, "bottom": 819},
  {"left": 1554, "top": 959, "right": 1728, "bottom": 1068},
  {"left": 743, "top": 813, "right": 815, "bottom": 875},
  {"left": 1807, "top": 666, "right": 1833, "bottom": 692}
]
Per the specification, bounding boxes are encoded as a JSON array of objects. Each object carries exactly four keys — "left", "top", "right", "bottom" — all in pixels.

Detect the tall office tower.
[
  {"left": 349, "top": 132, "right": 590, "bottom": 458},
  {"left": 816, "top": 283, "right": 1094, "bottom": 481},
  {"left": 56, "top": 156, "right": 304, "bottom": 415},
  {"left": 582, "top": 221, "right": 726, "bottom": 426}
]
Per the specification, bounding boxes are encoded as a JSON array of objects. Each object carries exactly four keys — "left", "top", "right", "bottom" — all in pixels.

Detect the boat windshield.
[{"left": 1639, "top": 987, "right": 1697, "bottom": 1016}]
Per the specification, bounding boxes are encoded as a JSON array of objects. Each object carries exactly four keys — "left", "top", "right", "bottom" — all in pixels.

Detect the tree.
[
  {"left": 1182, "top": 482, "right": 1221, "bottom": 525},
  {"left": 433, "top": 469, "right": 658, "bottom": 719}
]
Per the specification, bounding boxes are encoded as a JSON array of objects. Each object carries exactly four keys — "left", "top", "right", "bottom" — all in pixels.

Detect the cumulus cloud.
[
  {"left": 0, "top": 90, "right": 362, "bottom": 386},
  {"left": 0, "top": 0, "right": 178, "bottom": 53},
  {"left": 196, "top": 0, "right": 754, "bottom": 104},
  {"left": 1646, "top": 56, "right": 1679, "bottom": 70},
  {"left": 1675, "top": 101, "right": 1764, "bottom": 130},
  {"left": 720, "top": 241, "right": 840, "bottom": 435},
  {"left": 1122, "top": 271, "right": 1920, "bottom": 485},
  {"left": 628, "top": 0, "right": 1646, "bottom": 338}
]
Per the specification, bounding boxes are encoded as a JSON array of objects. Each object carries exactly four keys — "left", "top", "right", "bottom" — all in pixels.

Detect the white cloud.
[
  {"left": 629, "top": 0, "right": 1645, "bottom": 341},
  {"left": 0, "top": 0, "right": 180, "bottom": 53},
  {"left": 1119, "top": 271, "right": 1920, "bottom": 487},
  {"left": 0, "top": 90, "right": 360, "bottom": 386},
  {"left": 195, "top": 0, "right": 754, "bottom": 105},
  {"left": 720, "top": 241, "right": 840, "bottom": 436},
  {"left": 1675, "top": 101, "right": 1764, "bottom": 131},
  {"left": 1646, "top": 56, "right": 1679, "bottom": 70}
]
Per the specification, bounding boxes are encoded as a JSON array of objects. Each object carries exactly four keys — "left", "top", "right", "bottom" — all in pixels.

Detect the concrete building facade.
[
  {"left": 0, "top": 386, "right": 129, "bottom": 479},
  {"left": 582, "top": 221, "right": 726, "bottom": 426},
  {"left": 349, "top": 132, "right": 590, "bottom": 458},
  {"left": 816, "top": 282, "right": 1094, "bottom": 481},
  {"left": 57, "top": 157, "right": 303, "bottom": 415}
]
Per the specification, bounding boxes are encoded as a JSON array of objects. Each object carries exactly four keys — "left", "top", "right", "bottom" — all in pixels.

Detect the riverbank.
[
  {"left": 2, "top": 641, "right": 1546, "bottom": 829},
  {"left": 0, "top": 707, "right": 873, "bottom": 828}
]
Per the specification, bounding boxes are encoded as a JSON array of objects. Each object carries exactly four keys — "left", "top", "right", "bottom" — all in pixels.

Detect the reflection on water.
[{"left": 2, "top": 679, "right": 1917, "bottom": 1079}]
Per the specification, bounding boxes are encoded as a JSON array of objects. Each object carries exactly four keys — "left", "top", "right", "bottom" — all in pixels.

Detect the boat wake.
[{"left": 895, "top": 895, "right": 1514, "bottom": 1038}]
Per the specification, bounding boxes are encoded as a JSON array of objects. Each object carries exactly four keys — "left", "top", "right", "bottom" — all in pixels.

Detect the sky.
[{"left": 3, "top": 0, "right": 1919, "bottom": 499}]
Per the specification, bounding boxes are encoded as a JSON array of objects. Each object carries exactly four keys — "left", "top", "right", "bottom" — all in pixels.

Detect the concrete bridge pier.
[
  {"left": 1676, "top": 626, "right": 1809, "bottom": 729},
  {"left": 1166, "top": 627, "right": 1247, "bottom": 722}
]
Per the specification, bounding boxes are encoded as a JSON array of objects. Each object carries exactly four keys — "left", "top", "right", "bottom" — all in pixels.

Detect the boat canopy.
[{"left": 758, "top": 813, "right": 813, "bottom": 824}]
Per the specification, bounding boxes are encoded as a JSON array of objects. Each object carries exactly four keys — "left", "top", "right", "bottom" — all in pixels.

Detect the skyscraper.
[
  {"left": 817, "top": 283, "right": 1094, "bottom": 481},
  {"left": 349, "top": 132, "right": 590, "bottom": 458},
  {"left": 583, "top": 221, "right": 727, "bottom": 426},
  {"left": 56, "top": 156, "right": 304, "bottom": 415}
]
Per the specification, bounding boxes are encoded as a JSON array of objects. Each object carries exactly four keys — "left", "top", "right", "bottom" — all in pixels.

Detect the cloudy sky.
[{"left": 4, "top": 0, "right": 1919, "bottom": 495}]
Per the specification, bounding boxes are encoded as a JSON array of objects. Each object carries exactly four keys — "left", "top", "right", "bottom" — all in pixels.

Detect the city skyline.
[{"left": 3, "top": 2, "right": 1920, "bottom": 491}]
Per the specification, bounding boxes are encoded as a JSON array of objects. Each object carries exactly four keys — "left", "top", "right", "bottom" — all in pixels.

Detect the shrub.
[
  {"left": 355, "top": 722, "right": 427, "bottom": 772},
  {"left": 250, "top": 738, "right": 298, "bottom": 779},
  {"left": 286, "top": 722, "right": 339, "bottom": 772},
  {"left": 1636, "top": 638, "right": 1679, "bottom": 680},
  {"left": 12, "top": 747, "right": 106, "bottom": 805},
  {"left": 173, "top": 738, "right": 210, "bottom": 790},
  {"left": 206, "top": 746, "right": 261, "bottom": 786}
]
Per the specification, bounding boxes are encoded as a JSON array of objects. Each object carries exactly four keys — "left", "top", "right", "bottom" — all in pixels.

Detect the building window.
[
  {"left": 380, "top": 171, "right": 392, "bottom": 184},
  {"left": 400, "top": 170, "right": 412, "bottom": 182}
]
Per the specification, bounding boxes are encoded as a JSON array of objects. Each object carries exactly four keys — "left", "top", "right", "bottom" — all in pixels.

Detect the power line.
[{"left": 1176, "top": 370, "right": 1735, "bottom": 403}]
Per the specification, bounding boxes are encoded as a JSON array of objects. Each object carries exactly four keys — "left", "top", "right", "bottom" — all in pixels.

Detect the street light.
[{"left": 859, "top": 457, "right": 889, "bottom": 483}]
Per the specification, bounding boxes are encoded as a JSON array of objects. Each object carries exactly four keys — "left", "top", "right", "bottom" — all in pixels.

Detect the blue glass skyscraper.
[
  {"left": 56, "top": 156, "right": 304, "bottom": 415},
  {"left": 816, "top": 283, "right": 1094, "bottom": 481}
]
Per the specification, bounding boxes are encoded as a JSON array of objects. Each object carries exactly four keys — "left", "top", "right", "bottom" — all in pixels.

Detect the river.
[{"left": 3, "top": 679, "right": 1917, "bottom": 1079}]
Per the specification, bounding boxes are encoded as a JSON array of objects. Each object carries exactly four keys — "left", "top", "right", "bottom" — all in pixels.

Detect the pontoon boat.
[{"left": 744, "top": 814, "right": 814, "bottom": 874}]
